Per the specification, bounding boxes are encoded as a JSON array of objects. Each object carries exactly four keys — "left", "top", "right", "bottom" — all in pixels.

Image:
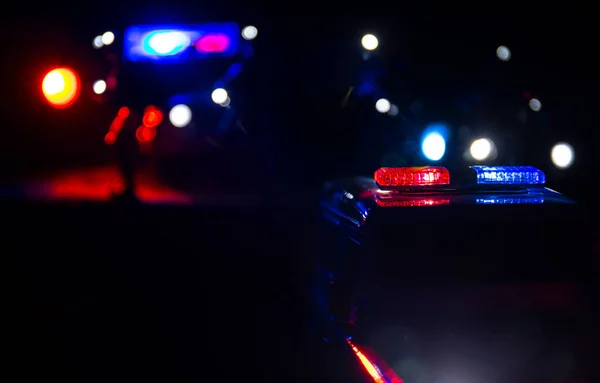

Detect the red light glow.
[
  {"left": 118, "top": 106, "right": 130, "bottom": 119},
  {"left": 142, "top": 106, "right": 163, "bottom": 128},
  {"left": 136, "top": 126, "right": 156, "bottom": 143},
  {"left": 195, "top": 34, "right": 230, "bottom": 53},
  {"left": 25, "top": 166, "right": 192, "bottom": 204},
  {"left": 104, "top": 131, "right": 116, "bottom": 145},
  {"left": 376, "top": 198, "right": 450, "bottom": 208},
  {"left": 105, "top": 106, "right": 130, "bottom": 145}
]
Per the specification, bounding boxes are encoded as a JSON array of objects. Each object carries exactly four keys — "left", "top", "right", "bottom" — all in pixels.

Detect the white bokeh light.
[
  {"left": 102, "top": 31, "right": 115, "bottom": 46},
  {"left": 220, "top": 97, "right": 231, "bottom": 107},
  {"left": 551, "top": 142, "right": 574, "bottom": 169},
  {"left": 169, "top": 104, "right": 192, "bottom": 128},
  {"left": 375, "top": 98, "right": 391, "bottom": 113},
  {"left": 92, "top": 80, "right": 107, "bottom": 95},
  {"left": 211, "top": 88, "right": 228, "bottom": 104},
  {"left": 470, "top": 138, "right": 493, "bottom": 161},
  {"left": 93, "top": 35, "right": 103, "bottom": 49},
  {"left": 361, "top": 34, "right": 378, "bottom": 51},
  {"left": 529, "top": 98, "right": 542, "bottom": 112},
  {"left": 422, "top": 132, "right": 446, "bottom": 161},
  {"left": 241, "top": 26, "right": 258, "bottom": 40},
  {"left": 496, "top": 45, "right": 511, "bottom": 61}
]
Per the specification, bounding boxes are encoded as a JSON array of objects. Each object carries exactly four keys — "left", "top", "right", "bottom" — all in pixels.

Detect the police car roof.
[{"left": 319, "top": 166, "right": 576, "bottom": 227}]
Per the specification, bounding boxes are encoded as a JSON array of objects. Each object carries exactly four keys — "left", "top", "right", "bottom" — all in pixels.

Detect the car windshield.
[{"left": 373, "top": 204, "right": 592, "bottom": 286}]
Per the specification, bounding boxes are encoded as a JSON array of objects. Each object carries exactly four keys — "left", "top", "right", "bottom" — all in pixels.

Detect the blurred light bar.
[
  {"left": 470, "top": 166, "right": 545, "bottom": 185},
  {"left": 375, "top": 167, "right": 450, "bottom": 187},
  {"left": 124, "top": 23, "right": 240, "bottom": 62}
]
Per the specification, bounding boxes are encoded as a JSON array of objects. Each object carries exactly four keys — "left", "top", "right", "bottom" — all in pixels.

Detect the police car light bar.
[
  {"left": 470, "top": 166, "right": 546, "bottom": 185},
  {"left": 375, "top": 166, "right": 450, "bottom": 187},
  {"left": 124, "top": 23, "right": 240, "bottom": 62}
]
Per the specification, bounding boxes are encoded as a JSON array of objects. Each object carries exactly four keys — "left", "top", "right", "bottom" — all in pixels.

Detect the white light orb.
[
  {"left": 470, "top": 138, "right": 493, "bottom": 161},
  {"left": 169, "top": 104, "right": 192, "bottom": 128},
  {"left": 211, "top": 88, "right": 228, "bottom": 104},
  {"left": 93, "top": 80, "right": 107, "bottom": 95},
  {"left": 102, "top": 31, "right": 115, "bottom": 46},
  {"left": 361, "top": 34, "right": 378, "bottom": 51},
  {"left": 241, "top": 26, "right": 258, "bottom": 40},
  {"left": 551, "top": 142, "right": 574, "bottom": 169},
  {"left": 375, "top": 98, "right": 391, "bottom": 113},
  {"left": 496, "top": 45, "right": 511, "bottom": 61}
]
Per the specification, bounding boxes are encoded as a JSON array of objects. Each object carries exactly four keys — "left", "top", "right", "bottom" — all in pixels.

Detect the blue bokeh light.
[
  {"left": 421, "top": 123, "right": 449, "bottom": 161},
  {"left": 421, "top": 132, "right": 446, "bottom": 161}
]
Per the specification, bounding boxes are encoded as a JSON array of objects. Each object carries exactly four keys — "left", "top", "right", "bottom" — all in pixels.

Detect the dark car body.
[{"left": 312, "top": 174, "right": 598, "bottom": 383}]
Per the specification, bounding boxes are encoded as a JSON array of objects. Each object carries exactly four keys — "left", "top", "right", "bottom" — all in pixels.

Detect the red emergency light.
[{"left": 374, "top": 166, "right": 450, "bottom": 187}]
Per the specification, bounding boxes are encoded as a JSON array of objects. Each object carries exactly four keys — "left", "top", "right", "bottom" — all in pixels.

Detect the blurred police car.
[
  {"left": 37, "top": 22, "right": 260, "bottom": 192},
  {"left": 113, "top": 23, "right": 249, "bottom": 155},
  {"left": 312, "top": 165, "right": 597, "bottom": 383}
]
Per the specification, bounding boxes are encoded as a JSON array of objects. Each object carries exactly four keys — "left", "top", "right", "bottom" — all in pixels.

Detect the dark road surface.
[{"left": 2, "top": 186, "right": 336, "bottom": 382}]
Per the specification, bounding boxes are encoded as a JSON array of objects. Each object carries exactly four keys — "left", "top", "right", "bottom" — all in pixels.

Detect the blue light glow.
[
  {"left": 421, "top": 132, "right": 446, "bottom": 161},
  {"left": 471, "top": 166, "right": 546, "bottom": 185},
  {"left": 357, "top": 81, "right": 374, "bottom": 96},
  {"left": 225, "top": 63, "right": 243, "bottom": 81},
  {"left": 143, "top": 31, "right": 190, "bottom": 56},
  {"left": 476, "top": 197, "right": 544, "bottom": 204},
  {"left": 421, "top": 123, "right": 449, "bottom": 162}
]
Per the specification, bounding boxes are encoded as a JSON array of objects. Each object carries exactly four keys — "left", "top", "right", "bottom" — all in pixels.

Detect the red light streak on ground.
[
  {"left": 347, "top": 339, "right": 403, "bottom": 383},
  {"left": 25, "top": 166, "right": 193, "bottom": 204}
]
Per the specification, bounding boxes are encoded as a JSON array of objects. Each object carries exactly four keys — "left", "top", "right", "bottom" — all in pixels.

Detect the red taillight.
[{"left": 374, "top": 166, "right": 450, "bottom": 187}]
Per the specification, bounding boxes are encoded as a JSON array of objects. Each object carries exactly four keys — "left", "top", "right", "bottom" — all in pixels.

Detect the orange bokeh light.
[{"left": 41, "top": 67, "right": 80, "bottom": 108}]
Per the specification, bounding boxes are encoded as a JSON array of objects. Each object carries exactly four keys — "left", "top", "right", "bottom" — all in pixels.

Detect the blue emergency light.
[
  {"left": 470, "top": 166, "right": 546, "bottom": 185},
  {"left": 124, "top": 23, "right": 241, "bottom": 62}
]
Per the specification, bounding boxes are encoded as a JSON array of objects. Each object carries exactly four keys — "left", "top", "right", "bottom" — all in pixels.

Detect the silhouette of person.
[{"left": 114, "top": 110, "right": 140, "bottom": 201}]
